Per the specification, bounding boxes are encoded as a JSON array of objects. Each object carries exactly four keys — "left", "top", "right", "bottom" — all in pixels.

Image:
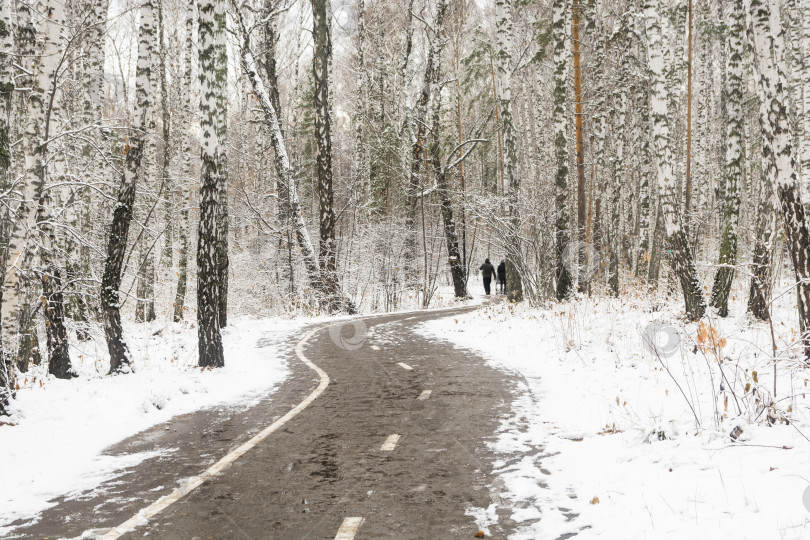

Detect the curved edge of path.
[{"left": 97, "top": 325, "right": 330, "bottom": 540}]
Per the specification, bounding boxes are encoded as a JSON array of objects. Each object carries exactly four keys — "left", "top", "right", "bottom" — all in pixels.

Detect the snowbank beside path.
[
  {"left": 420, "top": 297, "right": 810, "bottom": 539},
  {"left": 0, "top": 317, "right": 307, "bottom": 534}
]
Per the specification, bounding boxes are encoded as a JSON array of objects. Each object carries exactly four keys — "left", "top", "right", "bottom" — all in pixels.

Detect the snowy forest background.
[{"left": 2, "top": 0, "right": 810, "bottom": 411}]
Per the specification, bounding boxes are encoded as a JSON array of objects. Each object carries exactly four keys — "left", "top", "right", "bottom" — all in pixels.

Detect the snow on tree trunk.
[
  {"left": 214, "top": 0, "right": 228, "bottom": 327},
  {"left": 173, "top": 0, "right": 194, "bottom": 323},
  {"left": 644, "top": 0, "right": 706, "bottom": 321},
  {"left": 609, "top": 23, "right": 629, "bottom": 298},
  {"left": 495, "top": 0, "right": 523, "bottom": 302},
  {"left": 353, "top": 0, "right": 368, "bottom": 202},
  {"left": 101, "top": 0, "right": 154, "bottom": 373},
  {"left": 571, "top": 0, "right": 587, "bottom": 294},
  {"left": 802, "top": 0, "right": 810, "bottom": 177},
  {"left": 711, "top": 0, "right": 744, "bottom": 318},
  {"left": 311, "top": 0, "right": 345, "bottom": 311},
  {"left": 232, "top": 4, "right": 324, "bottom": 300},
  {"left": 403, "top": 0, "right": 447, "bottom": 291},
  {"left": 158, "top": 0, "right": 174, "bottom": 276},
  {"left": 553, "top": 0, "right": 573, "bottom": 300},
  {"left": 13, "top": 0, "right": 72, "bottom": 378},
  {"left": 747, "top": 0, "right": 810, "bottom": 354},
  {"left": 196, "top": 0, "right": 224, "bottom": 367},
  {"left": 0, "top": 0, "right": 14, "bottom": 409},
  {"left": 425, "top": 40, "right": 466, "bottom": 299}
]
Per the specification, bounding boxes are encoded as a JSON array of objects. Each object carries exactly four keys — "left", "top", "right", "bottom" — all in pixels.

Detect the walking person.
[
  {"left": 497, "top": 260, "right": 506, "bottom": 295},
  {"left": 479, "top": 258, "right": 496, "bottom": 296}
]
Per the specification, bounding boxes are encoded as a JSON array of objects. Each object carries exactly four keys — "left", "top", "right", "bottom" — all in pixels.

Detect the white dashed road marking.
[
  {"left": 380, "top": 434, "right": 401, "bottom": 451},
  {"left": 335, "top": 517, "right": 365, "bottom": 539},
  {"left": 397, "top": 362, "right": 413, "bottom": 371},
  {"left": 370, "top": 345, "right": 380, "bottom": 350},
  {"left": 417, "top": 390, "right": 432, "bottom": 400}
]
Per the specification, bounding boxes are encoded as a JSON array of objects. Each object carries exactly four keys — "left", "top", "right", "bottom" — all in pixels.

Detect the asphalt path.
[{"left": 10, "top": 307, "right": 519, "bottom": 539}]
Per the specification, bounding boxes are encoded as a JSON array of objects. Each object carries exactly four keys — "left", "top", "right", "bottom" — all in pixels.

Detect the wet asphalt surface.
[{"left": 9, "top": 307, "right": 522, "bottom": 539}]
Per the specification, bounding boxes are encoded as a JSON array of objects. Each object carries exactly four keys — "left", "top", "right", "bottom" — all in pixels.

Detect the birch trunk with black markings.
[{"left": 101, "top": 0, "right": 154, "bottom": 373}]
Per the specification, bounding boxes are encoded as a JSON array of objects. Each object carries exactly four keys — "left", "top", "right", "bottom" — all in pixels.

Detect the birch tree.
[
  {"left": 495, "top": 0, "right": 523, "bottom": 301},
  {"left": 403, "top": 0, "right": 447, "bottom": 290},
  {"left": 644, "top": 0, "right": 706, "bottom": 320},
  {"left": 553, "top": 0, "right": 573, "bottom": 300},
  {"left": 747, "top": 0, "right": 810, "bottom": 353},
  {"left": 101, "top": 0, "right": 154, "bottom": 373},
  {"left": 214, "top": 0, "right": 228, "bottom": 327},
  {"left": 711, "top": 0, "right": 744, "bottom": 318},
  {"left": 196, "top": 0, "right": 224, "bottom": 367},
  {"left": 232, "top": 3, "right": 324, "bottom": 299},
  {"left": 0, "top": 0, "right": 14, "bottom": 407},
  {"left": 173, "top": 0, "right": 195, "bottom": 323},
  {"left": 310, "top": 0, "right": 342, "bottom": 310}
]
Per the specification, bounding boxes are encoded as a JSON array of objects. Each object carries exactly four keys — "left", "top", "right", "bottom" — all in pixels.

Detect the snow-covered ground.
[
  {"left": 420, "top": 292, "right": 810, "bottom": 539},
  {"left": 0, "top": 317, "right": 308, "bottom": 535}
]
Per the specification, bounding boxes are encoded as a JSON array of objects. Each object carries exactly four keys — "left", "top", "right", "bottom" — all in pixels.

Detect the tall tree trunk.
[
  {"left": 26, "top": 0, "right": 71, "bottom": 377},
  {"left": 684, "top": 0, "right": 693, "bottom": 233},
  {"left": 425, "top": 35, "right": 466, "bottom": 298},
  {"left": 747, "top": 0, "right": 810, "bottom": 354},
  {"left": 553, "top": 0, "right": 573, "bottom": 300},
  {"left": 158, "top": 0, "right": 173, "bottom": 274},
  {"left": 571, "top": 0, "right": 587, "bottom": 293},
  {"left": 353, "top": 0, "right": 368, "bottom": 204},
  {"left": 101, "top": 0, "right": 154, "bottom": 373},
  {"left": 610, "top": 26, "right": 629, "bottom": 297},
  {"left": 173, "top": 0, "right": 194, "bottom": 323},
  {"left": 711, "top": 0, "right": 744, "bottom": 317},
  {"left": 196, "top": 0, "right": 224, "bottom": 367},
  {"left": 214, "top": 0, "right": 228, "bottom": 327},
  {"left": 495, "top": 0, "right": 523, "bottom": 301},
  {"left": 403, "top": 0, "right": 447, "bottom": 291},
  {"left": 644, "top": 0, "right": 706, "bottom": 320},
  {"left": 233, "top": 4, "right": 324, "bottom": 298},
  {"left": 310, "top": 0, "right": 343, "bottom": 311},
  {"left": 0, "top": 0, "right": 15, "bottom": 410},
  {"left": 802, "top": 0, "right": 810, "bottom": 177}
]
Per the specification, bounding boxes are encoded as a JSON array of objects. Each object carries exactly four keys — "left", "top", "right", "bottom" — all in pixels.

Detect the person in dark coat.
[
  {"left": 497, "top": 260, "right": 506, "bottom": 294},
  {"left": 479, "top": 258, "right": 496, "bottom": 295}
]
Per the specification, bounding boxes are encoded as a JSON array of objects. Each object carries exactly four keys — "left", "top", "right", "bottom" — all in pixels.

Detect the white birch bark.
[
  {"left": 644, "top": 0, "right": 706, "bottom": 320},
  {"left": 101, "top": 0, "right": 154, "bottom": 373},
  {"left": 747, "top": 0, "right": 810, "bottom": 353},
  {"left": 196, "top": 0, "right": 224, "bottom": 367},
  {"left": 232, "top": 4, "right": 322, "bottom": 291},
  {"left": 553, "top": 0, "right": 572, "bottom": 299}
]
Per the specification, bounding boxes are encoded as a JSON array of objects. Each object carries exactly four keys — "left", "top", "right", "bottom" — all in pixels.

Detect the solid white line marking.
[
  {"left": 380, "top": 434, "right": 401, "bottom": 451},
  {"left": 417, "top": 390, "right": 432, "bottom": 400},
  {"left": 335, "top": 517, "right": 365, "bottom": 539},
  {"left": 98, "top": 326, "right": 331, "bottom": 540},
  {"left": 397, "top": 362, "right": 413, "bottom": 371}
]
